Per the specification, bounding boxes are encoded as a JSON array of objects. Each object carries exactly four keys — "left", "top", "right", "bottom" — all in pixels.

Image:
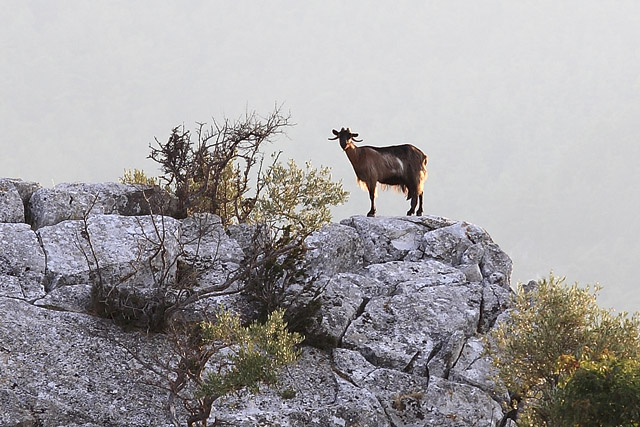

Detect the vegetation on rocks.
[
  {"left": 97, "top": 107, "right": 346, "bottom": 424},
  {"left": 159, "top": 308, "right": 303, "bottom": 427}
]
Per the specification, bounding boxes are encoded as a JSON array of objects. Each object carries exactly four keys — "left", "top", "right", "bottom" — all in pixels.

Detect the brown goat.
[{"left": 329, "top": 127, "right": 428, "bottom": 217}]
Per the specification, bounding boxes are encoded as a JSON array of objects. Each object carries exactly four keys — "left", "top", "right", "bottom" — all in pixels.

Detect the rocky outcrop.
[
  {"left": 0, "top": 179, "right": 515, "bottom": 426},
  {"left": 28, "top": 182, "right": 181, "bottom": 229},
  {"left": 0, "top": 178, "right": 40, "bottom": 223}
]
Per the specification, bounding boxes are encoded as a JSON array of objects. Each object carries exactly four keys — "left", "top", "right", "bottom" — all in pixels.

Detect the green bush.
[
  {"left": 198, "top": 308, "right": 303, "bottom": 398},
  {"left": 487, "top": 273, "right": 640, "bottom": 426},
  {"left": 548, "top": 356, "right": 640, "bottom": 426},
  {"left": 160, "top": 308, "right": 303, "bottom": 426},
  {"left": 253, "top": 158, "right": 349, "bottom": 236}
]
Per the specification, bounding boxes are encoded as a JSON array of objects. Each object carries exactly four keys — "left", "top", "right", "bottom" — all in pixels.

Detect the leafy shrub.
[
  {"left": 167, "top": 308, "right": 304, "bottom": 426},
  {"left": 253, "top": 158, "right": 349, "bottom": 236},
  {"left": 199, "top": 308, "right": 303, "bottom": 396},
  {"left": 548, "top": 355, "right": 640, "bottom": 426},
  {"left": 106, "top": 108, "right": 347, "bottom": 424},
  {"left": 487, "top": 273, "right": 640, "bottom": 426}
]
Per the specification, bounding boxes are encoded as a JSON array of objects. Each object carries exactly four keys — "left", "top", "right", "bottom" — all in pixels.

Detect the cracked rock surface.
[{"left": 0, "top": 181, "right": 514, "bottom": 426}]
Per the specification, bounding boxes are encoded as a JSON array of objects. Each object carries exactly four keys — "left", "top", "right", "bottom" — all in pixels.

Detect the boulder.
[
  {"left": 28, "top": 182, "right": 181, "bottom": 229},
  {"left": 0, "top": 222, "right": 46, "bottom": 301},
  {"left": 342, "top": 278, "right": 483, "bottom": 378},
  {"left": 304, "top": 223, "right": 364, "bottom": 277},
  {"left": 36, "top": 215, "right": 181, "bottom": 314},
  {"left": 0, "top": 181, "right": 24, "bottom": 223}
]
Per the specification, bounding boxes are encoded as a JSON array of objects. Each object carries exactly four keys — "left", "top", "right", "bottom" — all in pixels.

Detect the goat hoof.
[
  {"left": 416, "top": 211, "right": 423, "bottom": 216},
  {"left": 367, "top": 211, "right": 376, "bottom": 217}
]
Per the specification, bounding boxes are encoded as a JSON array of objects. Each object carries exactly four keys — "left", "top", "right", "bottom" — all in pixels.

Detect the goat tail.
[
  {"left": 418, "top": 155, "right": 428, "bottom": 192},
  {"left": 404, "top": 153, "right": 428, "bottom": 200}
]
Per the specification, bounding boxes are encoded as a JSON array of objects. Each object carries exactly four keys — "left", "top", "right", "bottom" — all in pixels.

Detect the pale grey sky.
[{"left": 2, "top": 1, "right": 640, "bottom": 313}]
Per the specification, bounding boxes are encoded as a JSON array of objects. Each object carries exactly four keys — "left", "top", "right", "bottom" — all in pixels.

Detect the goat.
[{"left": 329, "top": 127, "right": 428, "bottom": 217}]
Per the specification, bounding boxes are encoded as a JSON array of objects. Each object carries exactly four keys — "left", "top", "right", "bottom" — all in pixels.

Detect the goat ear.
[
  {"left": 351, "top": 133, "right": 359, "bottom": 138},
  {"left": 332, "top": 129, "right": 339, "bottom": 136}
]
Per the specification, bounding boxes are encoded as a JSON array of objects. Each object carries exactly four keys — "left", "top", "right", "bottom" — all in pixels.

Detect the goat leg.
[
  {"left": 416, "top": 194, "right": 423, "bottom": 216},
  {"left": 367, "top": 186, "right": 376, "bottom": 217},
  {"left": 407, "top": 193, "right": 418, "bottom": 216}
]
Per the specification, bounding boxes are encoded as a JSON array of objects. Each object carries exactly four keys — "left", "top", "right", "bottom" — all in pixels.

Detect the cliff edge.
[{"left": 0, "top": 180, "right": 514, "bottom": 426}]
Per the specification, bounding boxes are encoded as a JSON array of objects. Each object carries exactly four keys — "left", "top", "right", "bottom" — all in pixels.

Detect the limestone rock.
[
  {"left": 303, "top": 273, "right": 367, "bottom": 348},
  {"left": 180, "top": 213, "right": 243, "bottom": 263},
  {"left": 480, "top": 242, "right": 513, "bottom": 288},
  {"left": 342, "top": 280, "right": 482, "bottom": 378},
  {"left": 362, "top": 260, "right": 467, "bottom": 293},
  {"left": 0, "top": 209, "right": 515, "bottom": 426},
  {"left": 211, "top": 347, "right": 390, "bottom": 427},
  {"left": 0, "top": 223, "right": 46, "bottom": 301},
  {"left": 0, "top": 181, "right": 24, "bottom": 223},
  {"left": 37, "top": 214, "right": 181, "bottom": 298},
  {"left": 179, "top": 213, "right": 244, "bottom": 287},
  {"left": 339, "top": 215, "right": 512, "bottom": 288},
  {"left": 449, "top": 336, "right": 508, "bottom": 402},
  {"left": 479, "top": 283, "right": 513, "bottom": 332},
  {"left": 305, "top": 223, "right": 364, "bottom": 277},
  {"left": 0, "top": 178, "right": 41, "bottom": 205},
  {"left": 226, "top": 222, "right": 266, "bottom": 254},
  {"left": 0, "top": 297, "right": 177, "bottom": 427},
  {"left": 29, "top": 182, "right": 180, "bottom": 229},
  {"left": 333, "top": 348, "right": 503, "bottom": 426},
  {"left": 34, "top": 283, "right": 93, "bottom": 313},
  {"left": 340, "top": 216, "right": 429, "bottom": 264},
  {"left": 176, "top": 213, "right": 252, "bottom": 322}
]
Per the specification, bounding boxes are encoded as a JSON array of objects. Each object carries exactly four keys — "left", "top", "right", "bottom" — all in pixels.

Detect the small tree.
[
  {"left": 148, "top": 107, "right": 291, "bottom": 223},
  {"left": 488, "top": 273, "right": 640, "bottom": 426}
]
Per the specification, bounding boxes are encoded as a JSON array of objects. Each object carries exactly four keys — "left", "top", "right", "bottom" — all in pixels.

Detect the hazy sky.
[{"left": 2, "top": 1, "right": 640, "bottom": 313}]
